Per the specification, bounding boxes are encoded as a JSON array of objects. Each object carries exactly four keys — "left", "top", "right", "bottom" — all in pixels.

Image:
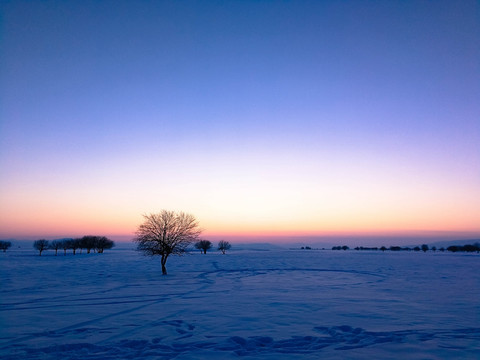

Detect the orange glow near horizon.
[
  {"left": 1, "top": 199, "right": 479, "bottom": 241},
  {"left": 1, "top": 161, "right": 479, "bottom": 241}
]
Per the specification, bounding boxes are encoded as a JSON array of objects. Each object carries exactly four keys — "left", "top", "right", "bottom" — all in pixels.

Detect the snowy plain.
[{"left": 1, "top": 246, "right": 479, "bottom": 359}]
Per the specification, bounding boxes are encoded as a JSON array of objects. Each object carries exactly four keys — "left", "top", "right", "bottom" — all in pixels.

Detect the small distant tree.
[
  {"left": 33, "top": 239, "right": 49, "bottom": 256},
  {"left": 380, "top": 246, "right": 387, "bottom": 252},
  {"left": 134, "top": 211, "right": 202, "bottom": 275},
  {"left": 342, "top": 245, "right": 349, "bottom": 251},
  {"left": 61, "top": 239, "right": 72, "bottom": 255},
  {"left": 431, "top": 246, "right": 436, "bottom": 252},
  {"left": 95, "top": 236, "right": 115, "bottom": 253},
  {"left": 218, "top": 240, "right": 231, "bottom": 254},
  {"left": 421, "top": 244, "right": 429, "bottom": 252},
  {"left": 195, "top": 240, "right": 212, "bottom": 254},
  {"left": 413, "top": 246, "right": 420, "bottom": 252},
  {"left": 0, "top": 240, "right": 12, "bottom": 252},
  {"left": 79, "top": 236, "right": 98, "bottom": 254},
  {"left": 439, "top": 247, "right": 445, "bottom": 252},
  {"left": 49, "top": 240, "right": 62, "bottom": 256},
  {"left": 71, "top": 238, "right": 81, "bottom": 255}
]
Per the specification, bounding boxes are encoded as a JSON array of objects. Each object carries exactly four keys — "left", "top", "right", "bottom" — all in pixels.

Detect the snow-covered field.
[{"left": 1, "top": 247, "right": 479, "bottom": 359}]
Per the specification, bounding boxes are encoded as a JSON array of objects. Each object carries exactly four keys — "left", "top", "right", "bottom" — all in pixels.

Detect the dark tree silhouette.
[
  {"left": 0, "top": 240, "right": 12, "bottom": 252},
  {"left": 95, "top": 236, "right": 115, "bottom": 253},
  {"left": 33, "top": 239, "right": 49, "bottom": 256},
  {"left": 413, "top": 246, "right": 421, "bottom": 251},
  {"left": 79, "top": 236, "right": 98, "bottom": 254},
  {"left": 447, "top": 245, "right": 459, "bottom": 252},
  {"left": 195, "top": 240, "right": 212, "bottom": 254},
  {"left": 218, "top": 240, "right": 231, "bottom": 254},
  {"left": 133, "top": 211, "right": 202, "bottom": 275},
  {"left": 60, "top": 239, "right": 71, "bottom": 255},
  {"left": 446, "top": 244, "right": 480, "bottom": 253},
  {"left": 421, "top": 244, "right": 429, "bottom": 252},
  {"left": 49, "top": 240, "right": 62, "bottom": 256},
  {"left": 71, "top": 238, "right": 81, "bottom": 255},
  {"left": 431, "top": 246, "right": 436, "bottom": 252},
  {"left": 380, "top": 246, "right": 387, "bottom": 252}
]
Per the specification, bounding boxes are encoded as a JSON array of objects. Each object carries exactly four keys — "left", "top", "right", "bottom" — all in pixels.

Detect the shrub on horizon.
[{"left": 0, "top": 240, "right": 12, "bottom": 252}]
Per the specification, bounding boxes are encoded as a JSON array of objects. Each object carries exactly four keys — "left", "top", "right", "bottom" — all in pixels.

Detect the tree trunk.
[
  {"left": 161, "top": 255, "right": 168, "bottom": 275},
  {"left": 203, "top": 249, "right": 207, "bottom": 254},
  {"left": 55, "top": 249, "right": 58, "bottom": 256}
]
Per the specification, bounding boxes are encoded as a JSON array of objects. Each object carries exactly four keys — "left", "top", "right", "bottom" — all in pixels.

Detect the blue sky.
[{"left": 1, "top": 1, "right": 479, "bottom": 242}]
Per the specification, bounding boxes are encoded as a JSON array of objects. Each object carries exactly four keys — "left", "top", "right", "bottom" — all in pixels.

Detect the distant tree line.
[
  {"left": 33, "top": 236, "right": 115, "bottom": 256},
  {"left": 328, "top": 243, "right": 480, "bottom": 253},
  {"left": 445, "top": 244, "right": 480, "bottom": 253}
]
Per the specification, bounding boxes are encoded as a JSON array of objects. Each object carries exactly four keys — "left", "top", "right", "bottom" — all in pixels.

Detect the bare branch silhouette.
[{"left": 133, "top": 210, "right": 202, "bottom": 275}]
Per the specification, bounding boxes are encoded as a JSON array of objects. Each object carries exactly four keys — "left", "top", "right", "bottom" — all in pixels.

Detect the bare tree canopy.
[
  {"left": 95, "top": 236, "right": 115, "bottom": 253},
  {"left": 33, "top": 239, "right": 49, "bottom": 256},
  {"left": 49, "top": 240, "right": 62, "bottom": 256},
  {"left": 133, "top": 210, "right": 202, "bottom": 275},
  {"left": 195, "top": 240, "right": 212, "bottom": 254},
  {"left": 218, "top": 240, "right": 231, "bottom": 254}
]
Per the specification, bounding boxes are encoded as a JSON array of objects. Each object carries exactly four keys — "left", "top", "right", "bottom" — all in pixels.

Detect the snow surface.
[{"left": 1, "top": 247, "right": 479, "bottom": 359}]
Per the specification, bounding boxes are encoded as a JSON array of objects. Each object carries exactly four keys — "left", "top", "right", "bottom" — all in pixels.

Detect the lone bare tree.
[
  {"left": 218, "top": 240, "right": 231, "bottom": 254},
  {"left": 133, "top": 211, "right": 202, "bottom": 275},
  {"left": 33, "top": 239, "right": 49, "bottom": 256},
  {"left": 195, "top": 240, "right": 212, "bottom": 254}
]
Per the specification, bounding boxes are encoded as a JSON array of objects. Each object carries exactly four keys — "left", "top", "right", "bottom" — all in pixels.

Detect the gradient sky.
[{"left": 1, "top": 0, "right": 479, "bottom": 243}]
